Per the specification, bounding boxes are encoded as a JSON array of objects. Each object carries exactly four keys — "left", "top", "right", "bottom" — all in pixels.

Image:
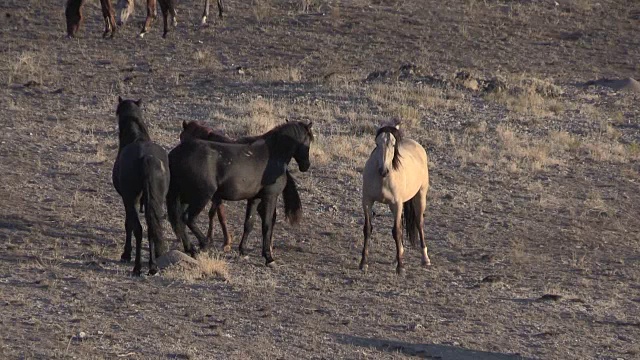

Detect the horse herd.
[
  {"left": 113, "top": 97, "right": 430, "bottom": 276},
  {"left": 65, "top": 0, "right": 224, "bottom": 38}
]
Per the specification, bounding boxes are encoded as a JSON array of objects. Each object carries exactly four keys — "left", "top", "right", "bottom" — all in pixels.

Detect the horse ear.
[
  {"left": 182, "top": 120, "right": 188, "bottom": 129},
  {"left": 135, "top": 98, "right": 142, "bottom": 107},
  {"left": 307, "top": 121, "right": 313, "bottom": 129},
  {"left": 393, "top": 118, "right": 402, "bottom": 129},
  {"left": 118, "top": 96, "right": 123, "bottom": 103}
]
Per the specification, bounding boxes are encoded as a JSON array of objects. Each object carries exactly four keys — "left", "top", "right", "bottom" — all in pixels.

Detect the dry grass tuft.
[
  {"left": 7, "top": 51, "right": 53, "bottom": 86},
  {"left": 485, "top": 75, "right": 564, "bottom": 117}
]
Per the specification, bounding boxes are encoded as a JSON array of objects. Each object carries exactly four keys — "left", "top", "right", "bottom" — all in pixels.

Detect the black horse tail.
[
  {"left": 142, "top": 155, "right": 168, "bottom": 256},
  {"left": 403, "top": 196, "right": 420, "bottom": 247},
  {"left": 282, "top": 170, "right": 302, "bottom": 225}
]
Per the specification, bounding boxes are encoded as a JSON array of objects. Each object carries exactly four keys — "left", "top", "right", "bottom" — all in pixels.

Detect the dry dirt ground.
[{"left": 1, "top": 0, "right": 639, "bottom": 359}]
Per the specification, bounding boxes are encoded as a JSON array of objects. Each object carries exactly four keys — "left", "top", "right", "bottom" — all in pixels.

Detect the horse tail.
[
  {"left": 142, "top": 155, "right": 168, "bottom": 255},
  {"left": 282, "top": 170, "right": 302, "bottom": 225},
  {"left": 403, "top": 196, "right": 420, "bottom": 247}
]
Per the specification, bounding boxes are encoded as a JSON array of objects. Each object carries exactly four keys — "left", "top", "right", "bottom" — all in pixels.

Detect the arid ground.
[{"left": 0, "top": 0, "right": 639, "bottom": 359}]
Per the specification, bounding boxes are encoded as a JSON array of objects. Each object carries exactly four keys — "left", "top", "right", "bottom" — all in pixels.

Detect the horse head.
[
  {"left": 375, "top": 126, "right": 402, "bottom": 177},
  {"left": 292, "top": 122, "right": 314, "bottom": 172}
]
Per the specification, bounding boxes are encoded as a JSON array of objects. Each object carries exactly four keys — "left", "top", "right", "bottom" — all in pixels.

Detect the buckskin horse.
[
  {"left": 113, "top": 97, "right": 170, "bottom": 275},
  {"left": 167, "top": 121, "right": 313, "bottom": 266},
  {"left": 360, "top": 122, "right": 431, "bottom": 274}
]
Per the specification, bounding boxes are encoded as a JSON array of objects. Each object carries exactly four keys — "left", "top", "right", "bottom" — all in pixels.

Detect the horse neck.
[
  {"left": 265, "top": 129, "right": 299, "bottom": 163},
  {"left": 118, "top": 117, "right": 150, "bottom": 150}
]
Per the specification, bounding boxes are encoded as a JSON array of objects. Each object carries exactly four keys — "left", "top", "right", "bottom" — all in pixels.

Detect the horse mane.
[
  {"left": 266, "top": 121, "right": 314, "bottom": 142},
  {"left": 117, "top": 101, "right": 151, "bottom": 147},
  {"left": 375, "top": 126, "right": 402, "bottom": 170}
]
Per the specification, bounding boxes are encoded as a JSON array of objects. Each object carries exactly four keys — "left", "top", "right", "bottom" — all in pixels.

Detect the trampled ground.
[{"left": 0, "top": 0, "right": 639, "bottom": 359}]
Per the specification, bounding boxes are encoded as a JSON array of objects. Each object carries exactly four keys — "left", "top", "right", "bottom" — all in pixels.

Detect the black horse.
[
  {"left": 179, "top": 120, "right": 302, "bottom": 254},
  {"left": 112, "top": 97, "right": 170, "bottom": 275},
  {"left": 167, "top": 121, "right": 314, "bottom": 266}
]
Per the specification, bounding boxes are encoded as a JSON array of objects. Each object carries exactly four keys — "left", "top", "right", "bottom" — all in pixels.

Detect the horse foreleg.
[
  {"left": 157, "top": 0, "right": 176, "bottom": 38},
  {"left": 360, "top": 199, "right": 373, "bottom": 272},
  {"left": 65, "top": 0, "right": 84, "bottom": 38},
  {"left": 100, "top": 0, "right": 116, "bottom": 38},
  {"left": 238, "top": 199, "right": 260, "bottom": 255},
  {"left": 140, "top": 0, "right": 157, "bottom": 38},
  {"left": 217, "top": 0, "right": 224, "bottom": 18},
  {"left": 391, "top": 202, "right": 405, "bottom": 275},
  {"left": 258, "top": 197, "right": 278, "bottom": 266}
]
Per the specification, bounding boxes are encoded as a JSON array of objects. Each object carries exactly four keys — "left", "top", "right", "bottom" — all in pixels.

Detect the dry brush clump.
[
  {"left": 163, "top": 253, "right": 229, "bottom": 283},
  {"left": 7, "top": 51, "right": 58, "bottom": 86},
  {"left": 484, "top": 74, "right": 565, "bottom": 118}
]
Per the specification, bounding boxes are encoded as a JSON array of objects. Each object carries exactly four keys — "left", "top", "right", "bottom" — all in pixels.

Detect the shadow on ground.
[{"left": 335, "top": 334, "right": 534, "bottom": 360}]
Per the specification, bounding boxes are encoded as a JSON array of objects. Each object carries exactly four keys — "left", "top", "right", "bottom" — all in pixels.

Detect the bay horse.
[
  {"left": 113, "top": 97, "right": 170, "bottom": 275},
  {"left": 115, "top": 0, "right": 177, "bottom": 38},
  {"left": 360, "top": 122, "right": 430, "bottom": 274},
  {"left": 179, "top": 120, "right": 302, "bottom": 254},
  {"left": 65, "top": 0, "right": 176, "bottom": 38},
  {"left": 167, "top": 121, "right": 314, "bottom": 266}
]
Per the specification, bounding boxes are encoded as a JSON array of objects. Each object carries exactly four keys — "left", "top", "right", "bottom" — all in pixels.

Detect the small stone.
[{"left": 156, "top": 250, "right": 198, "bottom": 270}]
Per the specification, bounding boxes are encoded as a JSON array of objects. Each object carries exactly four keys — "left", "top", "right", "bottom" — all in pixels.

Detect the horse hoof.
[
  {"left": 148, "top": 267, "right": 158, "bottom": 276},
  {"left": 132, "top": 268, "right": 142, "bottom": 277},
  {"left": 422, "top": 260, "right": 432, "bottom": 268},
  {"left": 200, "top": 17, "right": 207, "bottom": 26},
  {"left": 223, "top": 245, "right": 232, "bottom": 253},
  {"left": 139, "top": 32, "right": 146, "bottom": 39},
  {"left": 396, "top": 267, "right": 406, "bottom": 276},
  {"left": 120, "top": 254, "right": 131, "bottom": 263},
  {"left": 359, "top": 263, "right": 368, "bottom": 273}
]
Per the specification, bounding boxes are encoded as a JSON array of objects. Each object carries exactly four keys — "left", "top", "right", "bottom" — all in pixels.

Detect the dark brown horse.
[
  {"left": 113, "top": 97, "right": 170, "bottom": 275},
  {"left": 179, "top": 120, "right": 301, "bottom": 254},
  {"left": 65, "top": 0, "right": 176, "bottom": 38},
  {"left": 168, "top": 121, "right": 313, "bottom": 266}
]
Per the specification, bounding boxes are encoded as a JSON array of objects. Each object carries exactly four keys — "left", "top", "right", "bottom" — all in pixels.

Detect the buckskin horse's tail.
[
  {"left": 282, "top": 170, "right": 302, "bottom": 225},
  {"left": 403, "top": 195, "right": 420, "bottom": 247},
  {"left": 142, "top": 155, "right": 168, "bottom": 257}
]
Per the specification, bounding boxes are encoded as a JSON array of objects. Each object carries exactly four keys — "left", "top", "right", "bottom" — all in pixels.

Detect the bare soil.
[{"left": 1, "top": 0, "right": 639, "bottom": 359}]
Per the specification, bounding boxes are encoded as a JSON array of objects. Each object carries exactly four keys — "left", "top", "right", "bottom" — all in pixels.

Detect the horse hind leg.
[
  {"left": 215, "top": 203, "right": 233, "bottom": 252},
  {"left": 415, "top": 191, "right": 430, "bottom": 267},
  {"left": 238, "top": 199, "right": 260, "bottom": 256},
  {"left": 124, "top": 202, "right": 144, "bottom": 276}
]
